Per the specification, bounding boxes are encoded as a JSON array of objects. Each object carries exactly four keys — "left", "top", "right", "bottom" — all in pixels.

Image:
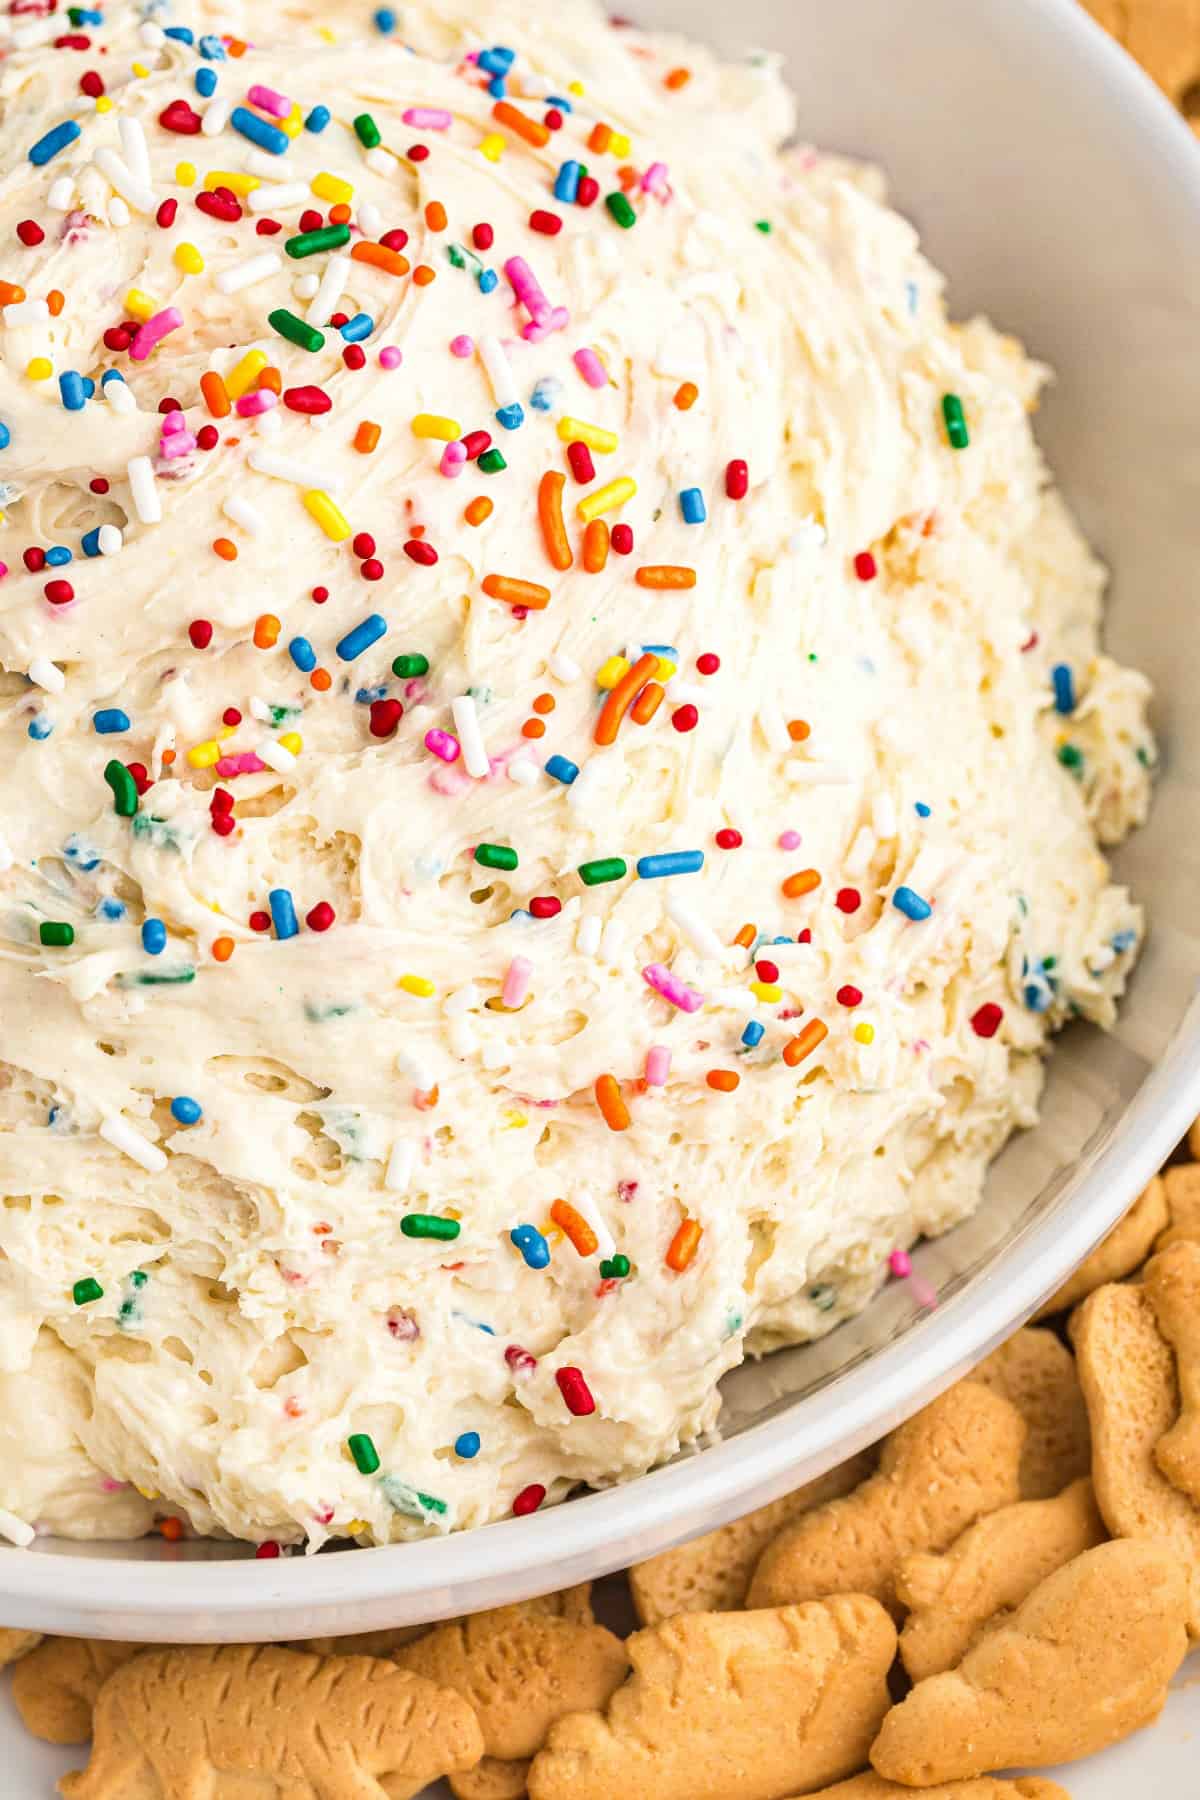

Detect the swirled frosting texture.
[{"left": 0, "top": 0, "right": 1153, "bottom": 1546}]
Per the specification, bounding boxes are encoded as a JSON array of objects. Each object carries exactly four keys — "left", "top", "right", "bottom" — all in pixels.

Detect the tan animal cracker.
[
  {"left": 12, "top": 1639, "right": 146, "bottom": 1744},
  {"left": 1158, "top": 1162, "right": 1200, "bottom": 1249},
  {"left": 295, "top": 1581, "right": 593, "bottom": 1659},
  {"left": 527, "top": 1597, "right": 896, "bottom": 1800},
  {"left": 746, "top": 1383, "right": 1024, "bottom": 1613},
  {"left": 0, "top": 1628, "right": 41, "bottom": 1667},
  {"left": 1070, "top": 1279, "right": 1200, "bottom": 1636},
  {"left": 871, "top": 1539, "right": 1190, "bottom": 1784},
  {"left": 451, "top": 1754, "right": 532, "bottom": 1800},
  {"left": 895, "top": 1476, "right": 1106, "bottom": 1681},
  {"left": 1145, "top": 1239, "right": 1200, "bottom": 1502},
  {"left": 801, "top": 1775, "right": 1071, "bottom": 1799},
  {"left": 973, "top": 1327, "right": 1092, "bottom": 1499},
  {"left": 58, "top": 1643, "right": 483, "bottom": 1800},
  {"left": 629, "top": 1452, "right": 875, "bottom": 1624},
  {"left": 1082, "top": 0, "right": 1200, "bottom": 116},
  {"left": 1032, "top": 1176, "right": 1168, "bottom": 1318}
]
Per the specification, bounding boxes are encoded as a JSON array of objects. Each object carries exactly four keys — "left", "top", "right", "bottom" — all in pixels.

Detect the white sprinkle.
[
  {"left": 108, "top": 196, "right": 131, "bottom": 229},
  {"left": 138, "top": 19, "right": 165, "bottom": 46},
  {"left": 447, "top": 1019, "right": 477, "bottom": 1057},
  {"left": 126, "top": 456, "right": 160, "bottom": 524},
  {"left": 565, "top": 759, "right": 603, "bottom": 814},
  {"left": 255, "top": 409, "right": 283, "bottom": 439},
  {"left": 98, "top": 525, "right": 123, "bottom": 556},
  {"left": 0, "top": 831, "right": 13, "bottom": 874},
  {"left": 451, "top": 696, "right": 489, "bottom": 778},
  {"left": 294, "top": 273, "right": 320, "bottom": 299},
  {"left": 92, "top": 149, "right": 155, "bottom": 215},
  {"left": 247, "top": 448, "right": 342, "bottom": 492},
  {"left": 105, "top": 379, "right": 136, "bottom": 415},
  {"left": 249, "top": 696, "right": 274, "bottom": 722},
  {"left": 844, "top": 826, "right": 876, "bottom": 878},
  {"left": 248, "top": 181, "right": 309, "bottom": 213},
  {"left": 357, "top": 200, "right": 383, "bottom": 238},
  {"left": 28, "top": 657, "right": 64, "bottom": 693},
  {"left": 385, "top": 1139, "right": 415, "bottom": 1192},
  {"left": 770, "top": 939, "right": 816, "bottom": 965},
  {"left": 119, "top": 116, "right": 151, "bottom": 188},
  {"left": 666, "top": 680, "right": 705, "bottom": 706},
  {"left": 599, "top": 918, "right": 626, "bottom": 963},
  {"left": 872, "top": 792, "right": 898, "bottom": 839},
  {"left": 12, "top": 15, "right": 56, "bottom": 48},
  {"left": 571, "top": 1191, "right": 615, "bottom": 1259},
  {"left": 0, "top": 1506, "right": 34, "bottom": 1549},
  {"left": 548, "top": 651, "right": 580, "bottom": 683},
  {"left": 397, "top": 1049, "right": 435, "bottom": 1093},
  {"left": 365, "top": 146, "right": 399, "bottom": 176},
  {"left": 2, "top": 299, "right": 50, "bottom": 328},
  {"left": 576, "top": 914, "right": 602, "bottom": 956},
  {"left": 757, "top": 701, "right": 790, "bottom": 754},
  {"left": 202, "top": 96, "right": 231, "bottom": 137},
  {"left": 46, "top": 174, "right": 75, "bottom": 212},
  {"left": 507, "top": 757, "right": 538, "bottom": 786},
  {"left": 478, "top": 333, "right": 519, "bottom": 410},
  {"left": 787, "top": 760, "right": 852, "bottom": 786},
  {"left": 244, "top": 149, "right": 298, "bottom": 179},
  {"left": 223, "top": 495, "right": 265, "bottom": 536},
  {"left": 100, "top": 1113, "right": 167, "bottom": 1173},
  {"left": 443, "top": 984, "right": 481, "bottom": 1016},
  {"left": 215, "top": 251, "right": 282, "bottom": 295},
  {"left": 257, "top": 738, "right": 297, "bottom": 773},
  {"left": 307, "top": 252, "right": 349, "bottom": 327},
  {"left": 666, "top": 894, "right": 726, "bottom": 962}
]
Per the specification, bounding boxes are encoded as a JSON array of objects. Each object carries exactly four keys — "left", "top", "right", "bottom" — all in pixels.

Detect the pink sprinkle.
[
  {"left": 403, "top": 106, "right": 453, "bottom": 129},
  {"left": 101, "top": 1478, "right": 129, "bottom": 1493},
  {"left": 505, "top": 255, "right": 568, "bottom": 341},
  {"left": 502, "top": 955, "right": 533, "bottom": 1008},
  {"left": 440, "top": 441, "right": 467, "bottom": 478},
  {"left": 645, "top": 1045, "right": 670, "bottom": 1086},
  {"left": 642, "top": 962, "right": 704, "bottom": 1013},
  {"left": 888, "top": 1248, "right": 912, "bottom": 1278},
  {"left": 378, "top": 346, "right": 403, "bottom": 369},
  {"left": 909, "top": 1273, "right": 938, "bottom": 1309},
  {"left": 161, "top": 409, "right": 188, "bottom": 434},
  {"left": 641, "top": 160, "right": 671, "bottom": 196},
  {"left": 158, "top": 427, "right": 196, "bottom": 459},
  {"left": 424, "top": 727, "right": 460, "bottom": 763},
  {"left": 130, "top": 305, "right": 183, "bottom": 362},
  {"left": 247, "top": 83, "right": 292, "bottom": 117},
  {"left": 0, "top": 563, "right": 8, "bottom": 580},
  {"left": 450, "top": 333, "right": 474, "bottom": 357},
  {"left": 778, "top": 829, "right": 801, "bottom": 850},
  {"left": 235, "top": 389, "right": 277, "bottom": 416},
  {"left": 573, "top": 346, "right": 607, "bottom": 389}
]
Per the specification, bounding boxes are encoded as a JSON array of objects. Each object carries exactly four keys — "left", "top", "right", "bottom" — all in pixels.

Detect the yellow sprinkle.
[
  {"left": 568, "top": 80, "right": 585, "bottom": 96},
  {"left": 344, "top": 1519, "right": 368, "bottom": 1535},
  {"left": 542, "top": 1220, "right": 565, "bottom": 1245},
  {"left": 131, "top": 60, "right": 149, "bottom": 77},
  {"left": 751, "top": 981, "right": 782, "bottom": 1003},
  {"left": 411, "top": 413, "right": 461, "bottom": 441},
  {"left": 595, "top": 655, "right": 630, "bottom": 690},
  {"left": 134, "top": 1485, "right": 160, "bottom": 1500},
  {"left": 187, "top": 740, "right": 221, "bottom": 769},
  {"left": 317, "top": 25, "right": 337, "bottom": 42},
  {"left": 609, "top": 130, "right": 631, "bottom": 157},
  {"left": 281, "top": 104, "right": 304, "bottom": 139},
  {"left": 94, "top": 95, "right": 113, "bottom": 114},
  {"left": 203, "top": 169, "right": 260, "bottom": 195},
  {"left": 445, "top": 1207, "right": 462, "bottom": 1220},
  {"left": 312, "top": 171, "right": 354, "bottom": 205},
  {"left": 225, "top": 349, "right": 268, "bottom": 401},
  {"left": 218, "top": 723, "right": 237, "bottom": 741},
  {"left": 25, "top": 357, "right": 53, "bottom": 381},
  {"left": 124, "top": 288, "right": 157, "bottom": 321},
  {"left": 176, "top": 161, "right": 197, "bottom": 186},
  {"left": 854, "top": 1022, "right": 875, "bottom": 1045},
  {"left": 302, "top": 488, "right": 351, "bottom": 542},
  {"left": 173, "top": 242, "right": 204, "bottom": 275},
  {"left": 279, "top": 731, "right": 303, "bottom": 755},
  {"left": 478, "top": 132, "right": 505, "bottom": 162},
  {"left": 577, "top": 476, "right": 637, "bottom": 523},
  {"left": 654, "top": 657, "right": 676, "bottom": 681},
  {"left": 502, "top": 1110, "right": 528, "bottom": 1129},
  {"left": 557, "top": 416, "right": 618, "bottom": 454},
  {"left": 398, "top": 975, "right": 436, "bottom": 997}
]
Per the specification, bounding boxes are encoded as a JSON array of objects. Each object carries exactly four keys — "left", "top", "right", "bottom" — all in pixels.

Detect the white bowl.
[{"left": 5, "top": 0, "right": 1200, "bottom": 1642}]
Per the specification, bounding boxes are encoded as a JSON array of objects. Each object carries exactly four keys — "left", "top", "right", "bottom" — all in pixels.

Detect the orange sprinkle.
[
  {"left": 158, "top": 1516, "right": 185, "bottom": 1541},
  {"left": 257, "top": 364, "right": 282, "bottom": 395},
  {"left": 425, "top": 199, "right": 447, "bottom": 231},
  {"left": 551, "top": 1197, "right": 600, "bottom": 1252},
  {"left": 588, "top": 122, "right": 613, "bottom": 155},
  {"left": 46, "top": 288, "right": 65, "bottom": 317},
  {"left": 582, "top": 518, "right": 610, "bottom": 573},
  {"left": 253, "top": 613, "right": 281, "bottom": 649},
  {"left": 212, "top": 537, "right": 237, "bottom": 561},
  {"left": 493, "top": 99, "right": 551, "bottom": 147},
  {"left": 226, "top": 35, "right": 247, "bottom": 54},
  {"left": 630, "top": 680, "right": 664, "bottom": 726},
  {"left": 310, "top": 668, "right": 332, "bottom": 691},
  {"left": 706, "top": 1069, "right": 740, "bottom": 1093},
  {"left": 329, "top": 202, "right": 351, "bottom": 224},
  {"left": 412, "top": 264, "right": 436, "bottom": 286},
  {"left": 666, "top": 1218, "right": 702, "bottom": 1272},
  {"left": 212, "top": 936, "right": 235, "bottom": 963},
  {"left": 787, "top": 719, "right": 811, "bottom": 742},
  {"left": 537, "top": 469, "right": 573, "bottom": 572},
  {"left": 673, "top": 381, "right": 698, "bottom": 410},
  {"left": 161, "top": 748, "right": 176, "bottom": 765},
  {"left": 617, "top": 165, "right": 638, "bottom": 191},
  {"left": 351, "top": 241, "right": 409, "bottom": 276},
  {"left": 734, "top": 922, "right": 757, "bottom": 949},
  {"left": 0, "top": 282, "right": 26, "bottom": 307},
  {"left": 200, "top": 370, "right": 230, "bottom": 418},
  {"left": 353, "top": 419, "right": 381, "bottom": 454},
  {"left": 593, "top": 1074, "right": 631, "bottom": 1133},
  {"left": 482, "top": 573, "right": 551, "bottom": 609},
  {"left": 635, "top": 565, "right": 696, "bottom": 590},
  {"left": 465, "top": 496, "right": 493, "bottom": 527},
  {"left": 414, "top": 1083, "right": 440, "bottom": 1111},
  {"left": 783, "top": 1019, "right": 828, "bottom": 1068},
  {"left": 532, "top": 693, "right": 555, "bottom": 715},
  {"left": 521, "top": 717, "right": 546, "bottom": 739},
  {"left": 782, "top": 868, "right": 821, "bottom": 899},
  {"left": 664, "top": 66, "right": 692, "bottom": 90},
  {"left": 595, "top": 652, "right": 659, "bottom": 746}
]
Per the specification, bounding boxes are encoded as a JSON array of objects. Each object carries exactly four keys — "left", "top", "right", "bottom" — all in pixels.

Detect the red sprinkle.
[
  {"left": 715, "top": 828, "right": 742, "bottom": 849},
  {"left": 80, "top": 70, "right": 104, "bottom": 97},
  {"left": 342, "top": 344, "right": 366, "bottom": 370},
  {"left": 407, "top": 143, "right": 430, "bottom": 163},
  {"left": 158, "top": 99, "right": 202, "bottom": 134},
  {"left": 697, "top": 652, "right": 720, "bottom": 675},
  {"left": 567, "top": 441, "right": 595, "bottom": 484},
  {"left": 299, "top": 209, "right": 323, "bottom": 232},
  {"left": 555, "top": 1366, "right": 596, "bottom": 1416},
  {"left": 23, "top": 547, "right": 46, "bottom": 573},
  {"left": 188, "top": 619, "right": 213, "bottom": 648},
  {"left": 255, "top": 219, "right": 282, "bottom": 236},
  {"left": 17, "top": 220, "right": 45, "bottom": 247},
  {"left": 222, "top": 707, "right": 242, "bottom": 727},
  {"left": 381, "top": 228, "right": 409, "bottom": 251},
  {"left": 504, "top": 1344, "right": 538, "bottom": 1374},
  {"left": 725, "top": 458, "right": 748, "bottom": 500},
  {"left": 835, "top": 887, "right": 862, "bottom": 913},
  {"left": 971, "top": 1002, "right": 1004, "bottom": 1039},
  {"left": 210, "top": 788, "right": 234, "bottom": 814},
  {"left": 530, "top": 208, "right": 562, "bottom": 235},
  {"left": 283, "top": 384, "right": 331, "bottom": 414},
  {"left": 472, "top": 222, "right": 494, "bottom": 250},
  {"left": 611, "top": 523, "right": 633, "bottom": 555},
  {"left": 544, "top": 107, "right": 565, "bottom": 130},
  {"left": 196, "top": 425, "right": 219, "bottom": 450},
  {"left": 155, "top": 198, "right": 178, "bottom": 229},
  {"left": 755, "top": 959, "right": 779, "bottom": 983},
  {"left": 103, "top": 325, "right": 133, "bottom": 352},
  {"left": 360, "top": 557, "right": 384, "bottom": 581},
  {"left": 126, "top": 762, "right": 152, "bottom": 796},
  {"left": 89, "top": 477, "right": 110, "bottom": 495},
  {"left": 311, "top": 585, "right": 329, "bottom": 604},
  {"left": 671, "top": 704, "right": 699, "bottom": 733},
  {"left": 512, "top": 1483, "right": 546, "bottom": 1516},
  {"left": 255, "top": 1541, "right": 281, "bottom": 1559},
  {"left": 351, "top": 534, "right": 376, "bottom": 559},
  {"left": 369, "top": 698, "right": 403, "bottom": 737},
  {"left": 854, "top": 550, "right": 877, "bottom": 581},
  {"left": 836, "top": 984, "right": 864, "bottom": 1008},
  {"left": 211, "top": 813, "right": 236, "bottom": 837},
  {"left": 404, "top": 539, "right": 438, "bottom": 565},
  {"left": 530, "top": 895, "right": 562, "bottom": 919},
  {"left": 249, "top": 911, "right": 272, "bottom": 932},
  {"left": 306, "top": 901, "right": 335, "bottom": 932},
  {"left": 196, "top": 190, "right": 242, "bottom": 222},
  {"left": 576, "top": 175, "right": 600, "bottom": 207},
  {"left": 462, "top": 429, "right": 491, "bottom": 460},
  {"left": 44, "top": 579, "right": 74, "bottom": 605},
  {"left": 158, "top": 396, "right": 182, "bottom": 414}
]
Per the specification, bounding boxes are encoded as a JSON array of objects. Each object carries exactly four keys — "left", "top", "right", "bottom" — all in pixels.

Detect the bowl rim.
[{"left": 4, "top": 0, "right": 1200, "bottom": 1640}]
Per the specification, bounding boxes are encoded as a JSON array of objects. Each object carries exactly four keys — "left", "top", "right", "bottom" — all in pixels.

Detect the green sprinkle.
[
  {"left": 754, "top": 219, "right": 772, "bottom": 233},
  {"left": 104, "top": 758, "right": 138, "bottom": 817},
  {"left": 446, "top": 241, "right": 482, "bottom": 275},
  {"left": 401, "top": 1213, "right": 461, "bottom": 1241},
  {"left": 72, "top": 1277, "right": 103, "bottom": 1305},
  {"left": 129, "top": 1269, "right": 148, "bottom": 1288},
  {"left": 285, "top": 223, "right": 351, "bottom": 259},
  {"left": 39, "top": 921, "right": 75, "bottom": 947},
  {"left": 474, "top": 843, "right": 518, "bottom": 871},
  {"left": 941, "top": 392, "right": 969, "bottom": 449},
  {"left": 605, "top": 191, "right": 636, "bottom": 229},
  {"left": 117, "top": 965, "right": 196, "bottom": 987},
  {"left": 808, "top": 1282, "right": 838, "bottom": 1312},
  {"left": 348, "top": 1432, "right": 380, "bottom": 1474},
  {"left": 477, "top": 447, "right": 507, "bottom": 474},
  {"left": 599, "top": 1254, "right": 630, "bottom": 1279},
  {"left": 268, "top": 308, "right": 325, "bottom": 353},
  {"left": 1057, "top": 743, "right": 1084, "bottom": 774},
  {"left": 381, "top": 1474, "right": 448, "bottom": 1518},
  {"left": 353, "top": 112, "right": 381, "bottom": 147},
  {"left": 392, "top": 653, "right": 429, "bottom": 678},
  {"left": 578, "top": 857, "right": 627, "bottom": 887}
]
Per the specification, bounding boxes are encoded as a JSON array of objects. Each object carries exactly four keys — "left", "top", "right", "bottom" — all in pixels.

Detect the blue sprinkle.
[
  {"left": 141, "top": 918, "right": 167, "bottom": 955},
  {"left": 163, "top": 24, "right": 194, "bottom": 41},
  {"left": 81, "top": 377, "right": 95, "bottom": 399},
  {"left": 1111, "top": 927, "right": 1137, "bottom": 953},
  {"left": 75, "top": 7, "right": 103, "bottom": 20},
  {"left": 454, "top": 1431, "right": 481, "bottom": 1458},
  {"left": 495, "top": 402, "right": 524, "bottom": 431},
  {"left": 545, "top": 95, "right": 573, "bottom": 112},
  {"left": 305, "top": 104, "right": 331, "bottom": 133},
  {"left": 81, "top": 528, "right": 102, "bottom": 558},
  {"left": 268, "top": 887, "right": 299, "bottom": 940},
  {"left": 636, "top": 850, "right": 704, "bottom": 879},
  {"left": 478, "top": 45, "right": 515, "bottom": 74},
  {"left": 1024, "top": 980, "right": 1053, "bottom": 1014},
  {"left": 905, "top": 279, "right": 919, "bottom": 314},
  {"left": 354, "top": 684, "right": 387, "bottom": 704},
  {"left": 170, "top": 1096, "right": 203, "bottom": 1125},
  {"left": 478, "top": 268, "right": 498, "bottom": 294},
  {"left": 486, "top": 75, "right": 507, "bottom": 98},
  {"left": 554, "top": 160, "right": 582, "bottom": 204},
  {"left": 28, "top": 715, "right": 53, "bottom": 741},
  {"left": 530, "top": 377, "right": 560, "bottom": 411},
  {"left": 1051, "top": 662, "right": 1076, "bottom": 715},
  {"left": 45, "top": 545, "right": 72, "bottom": 566},
  {"left": 509, "top": 1224, "right": 551, "bottom": 1269},
  {"left": 679, "top": 487, "right": 707, "bottom": 525},
  {"left": 58, "top": 370, "right": 87, "bottom": 412},
  {"left": 197, "top": 33, "right": 226, "bottom": 59},
  {"left": 96, "top": 897, "right": 126, "bottom": 922},
  {"left": 641, "top": 643, "right": 678, "bottom": 658},
  {"left": 64, "top": 834, "right": 101, "bottom": 871},
  {"left": 93, "top": 709, "right": 131, "bottom": 735},
  {"left": 741, "top": 1019, "right": 765, "bottom": 1048},
  {"left": 230, "top": 106, "right": 289, "bottom": 155},
  {"left": 339, "top": 312, "right": 374, "bottom": 342},
  {"left": 374, "top": 5, "right": 397, "bottom": 29},
  {"left": 194, "top": 65, "right": 218, "bottom": 97},
  {"left": 914, "top": 801, "right": 931, "bottom": 817},
  {"left": 892, "top": 885, "right": 932, "bottom": 922},
  {"left": 29, "top": 120, "right": 81, "bottom": 167},
  {"left": 288, "top": 636, "right": 317, "bottom": 673},
  {"left": 100, "top": 369, "right": 125, "bottom": 387},
  {"left": 545, "top": 754, "right": 578, "bottom": 785},
  {"left": 0, "top": 421, "right": 9, "bottom": 451},
  {"left": 336, "top": 614, "right": 388, "bottom": 662}
]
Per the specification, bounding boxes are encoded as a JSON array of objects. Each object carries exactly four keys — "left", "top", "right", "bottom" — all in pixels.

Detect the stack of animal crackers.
[{"left": 2, "top": 1145, "right": 1199, "bottom": 1797}]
